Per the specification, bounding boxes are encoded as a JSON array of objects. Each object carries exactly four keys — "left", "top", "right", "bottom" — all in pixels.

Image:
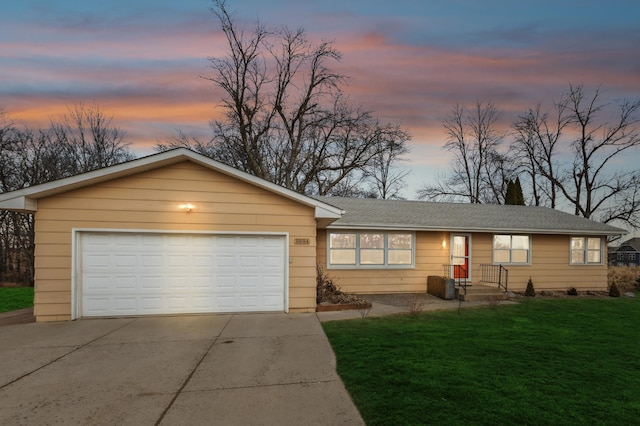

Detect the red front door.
[{"left": 451, "top": 234, "right": 470, "bottom": 280}]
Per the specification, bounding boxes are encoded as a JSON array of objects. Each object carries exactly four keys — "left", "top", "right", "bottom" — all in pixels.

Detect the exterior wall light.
[
  {"left": 179, "top": 203, "right": 194, "bottom": 212},
  {"left": 442, "top": 239, "right": 447, "bottom": 249}
]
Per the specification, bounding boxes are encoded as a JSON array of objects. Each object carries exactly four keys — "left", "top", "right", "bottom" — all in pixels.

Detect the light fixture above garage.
[{"left": 179, "top": 203, "right": 195, "bottom": 212}]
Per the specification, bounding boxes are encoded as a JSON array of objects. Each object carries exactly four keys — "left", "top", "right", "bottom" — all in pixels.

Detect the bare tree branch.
[{"left": 161, "top": 0, "right": 410, "bottom": 196}]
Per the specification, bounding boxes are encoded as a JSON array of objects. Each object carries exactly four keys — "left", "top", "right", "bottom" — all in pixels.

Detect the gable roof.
[
  {"left": 615, "top": 237, "right": 640, "bottom": 252},
  {"left": 0, "top": 148, "right": 343, "bottom": 221},
  {"left": 315, "top": 196, "right": 625, "bottom": 236}
]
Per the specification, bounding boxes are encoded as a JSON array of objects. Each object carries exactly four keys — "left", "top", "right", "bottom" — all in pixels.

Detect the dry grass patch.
[{"left": 608, "top": 266, "right": 640, "bottom": 292}]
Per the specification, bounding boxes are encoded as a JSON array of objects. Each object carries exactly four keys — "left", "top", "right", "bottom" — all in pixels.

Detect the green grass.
[
  {"left": 0, "top": 287, "right": 34, "bottom": 313},
  {"left": 323, "top": 297, "right": 640, "bottom": 426}
]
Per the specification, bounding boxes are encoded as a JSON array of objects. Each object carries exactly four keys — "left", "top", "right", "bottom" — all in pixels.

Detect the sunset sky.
[{"left": 2, "top": 0, "right": 639, "bottom": 199}]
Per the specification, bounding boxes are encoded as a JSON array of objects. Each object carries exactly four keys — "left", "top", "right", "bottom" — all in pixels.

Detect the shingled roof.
[
  {"left": 315, "top": 196, "right": 625, "bottom": 236},
  {"left": 615, "top": 237, "right": 640, "bottom": 251}
]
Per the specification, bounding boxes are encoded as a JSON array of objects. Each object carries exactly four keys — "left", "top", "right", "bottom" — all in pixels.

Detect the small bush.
[
  {"left": 407, "top": 294, "right": 425, "bottom": 316},
  {"left": 609, "top": 282, "right": 621, "bottom": 298},
  {"left": 525, "top": 278, "right": 535, "bottom": 297},
  {"left": 567, "top": 287, "right": 578, "bottom": 296},
  {"left": 487, "top": 295, "right": 502, "bottom": 309}
]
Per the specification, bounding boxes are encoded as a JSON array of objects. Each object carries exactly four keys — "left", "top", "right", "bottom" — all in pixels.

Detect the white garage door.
[{"left": 79, "top": 232, "right": 286, "bottom": 317}]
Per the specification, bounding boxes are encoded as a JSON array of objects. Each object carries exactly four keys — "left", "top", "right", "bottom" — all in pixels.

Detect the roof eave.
[
  {"left": 182, "top": 153, "right": 343, "bottom": 219},
  {"left": 0, "top": 196, "right": 38, "bottom": 213},
  {"left": 326, "top": 223, "right": 625, "bottom": 236},
  {"left": 0, "top": 148, "right": 344, "bottom": 220}
]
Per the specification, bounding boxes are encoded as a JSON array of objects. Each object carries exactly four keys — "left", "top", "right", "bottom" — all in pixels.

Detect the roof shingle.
[{"left": 315, "top": 196, "right": 624, "bottom": 236}]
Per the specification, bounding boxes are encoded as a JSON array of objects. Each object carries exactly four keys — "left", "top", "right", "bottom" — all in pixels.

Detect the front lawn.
[
  {"left": 0, "top": 286, "right": 34, "bottom": 313},
  {"left": 323, "top": 297, "right": 640, "bottom": 425}
]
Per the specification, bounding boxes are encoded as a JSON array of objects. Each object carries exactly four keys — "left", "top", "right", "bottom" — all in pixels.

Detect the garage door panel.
[
  {"left": 80, "top": 233, "right": 286, "bottom": 317},
  {"left": 116, "top": 276, "right": 137, "bottom": 289},
  {"left": 140, "top": 297, "right": 164, "bottom": 312},
  {"left": 262, "top": 295, "right": 285, "bottom": 308},
  {"left": 85, "top": 254, "right": 110, "bottom": 268},
  {"left": 141, "top": 276, "right": 164, "bottom": 289},
  {"left": 263, "top": 275, "right": 284, "bottom": 288},
  {"left": 84, "top": 297, "right": 109, "bottom": 313},
  {"left": 240, "top": 256, "right": 259, "bottom": 267}
]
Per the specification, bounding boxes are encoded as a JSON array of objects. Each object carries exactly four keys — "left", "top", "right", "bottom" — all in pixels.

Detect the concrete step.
[{"left": 455, "top": 284, "right": 508, "bottom": 302}]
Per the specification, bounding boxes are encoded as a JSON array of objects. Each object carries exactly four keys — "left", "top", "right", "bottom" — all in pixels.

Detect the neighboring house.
[
  {"left": 608, "top": 238, "right": 640, "bottom": 267},
  {"left": 0, "top": 149, "right": 624, "bottom": 322}
]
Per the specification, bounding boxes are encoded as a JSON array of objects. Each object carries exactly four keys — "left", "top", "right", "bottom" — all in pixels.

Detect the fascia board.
[
  {"left": 326, "top": 223, "right": 626, "bottom": 236},
  {"left": 0, "top": 196, "right": 37, "bottom": 212},
  {"left": 0, "top": 148, "right": 344, "bottom": 219}
]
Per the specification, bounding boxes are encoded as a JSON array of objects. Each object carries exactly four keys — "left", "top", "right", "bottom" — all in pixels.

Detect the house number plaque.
[{"left": 294, "top": 238, "right": 311, "bottom": 245}]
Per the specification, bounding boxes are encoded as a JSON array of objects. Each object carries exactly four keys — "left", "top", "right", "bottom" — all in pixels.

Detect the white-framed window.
[
  {"left": 630, "top": 253, "right": 637, "bottom": 261},
  {"left": 328, "top": 231, "right": 414, "bottom": 268},
  {"left": 493, "top": 235, "right": 530, "bottom": 265},
  {"left": 570, "top": 237, "right": 603, "bottom": 265}
]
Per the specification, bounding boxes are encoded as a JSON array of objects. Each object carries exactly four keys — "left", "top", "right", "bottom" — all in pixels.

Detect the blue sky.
[{"left": 1, "top": 0, "right": 639, "bottom": 201}]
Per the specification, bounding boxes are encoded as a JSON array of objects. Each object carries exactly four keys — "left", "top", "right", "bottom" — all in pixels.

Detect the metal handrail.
[
  {"left": 442, "top": 264, "right": 468, "bottom": 295},
  {"left": 479, "top": 264, "right": 509, "bottom": 291}
]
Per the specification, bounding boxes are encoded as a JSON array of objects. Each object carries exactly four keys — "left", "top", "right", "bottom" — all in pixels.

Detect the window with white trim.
[
  {"left": 570, "top": 237, "right": 602, "bottom": 265},
  {"left": 328, "top": 231, "right": 414, "bottom": 268},
  {"left": 493, "top": 235, "right": 530, "bottom": 264}
]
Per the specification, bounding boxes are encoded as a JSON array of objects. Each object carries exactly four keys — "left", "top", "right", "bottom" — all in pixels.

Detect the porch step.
[{"left": 455, "top": 284, "right": 508, "bottom": 302}]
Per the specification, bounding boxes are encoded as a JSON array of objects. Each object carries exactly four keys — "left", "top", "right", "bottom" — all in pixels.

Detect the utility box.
[{"left": 427, "top": 276, "right": 455, "bottom": 300}]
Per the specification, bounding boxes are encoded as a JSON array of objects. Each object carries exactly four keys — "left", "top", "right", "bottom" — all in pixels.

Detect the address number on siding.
[{"left": 294, "top": 238, "right": 311, "bottom": 245}]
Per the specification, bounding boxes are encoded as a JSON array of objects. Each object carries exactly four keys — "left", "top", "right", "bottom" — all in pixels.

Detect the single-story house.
[
  {"left": 0, "top": 148, "right": 624, "bottom": 321},
  {"left": 608, "top": 237, "right": 640, "bottom": 267}
]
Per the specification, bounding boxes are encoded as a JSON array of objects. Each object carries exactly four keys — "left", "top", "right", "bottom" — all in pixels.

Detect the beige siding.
[
  {"left": 34, "top": 161, "right": 317, "bottom": 321},
  {"left": 316, "top": 229, "right": 450, "bottom": 294},
  {"left": 467, "top": 233, "right": 607, "bottom": 291},
  {"left": 317, "top": 230, "right": 609, "bottom": 295}
]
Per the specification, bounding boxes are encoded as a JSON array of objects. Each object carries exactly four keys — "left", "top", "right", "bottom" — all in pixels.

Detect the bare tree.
[
  {"left": 0, "top": 105, "right": 134, "bottom": 286},
  {"left": 417, "top": 101, "right": 511, "bottom": 203},
  {"left": 159, "top": 0, "right": 410, "bottom": 196},
  {"left": 560, "top": 85, "right": 640, "bottom": 226},
  {"left": 0, "top": 126, "right": 67, "bottom": 285},
  {"left": 49, "top": 102, "right": 134, "bottom": 173},
  {"left": 513, "top": 85, "right": 640, "bottom": 227},
  {"left": 512, "top": 100, "right": 570, "bottom": 207},
  {"left": 365, "top": 126, "right": 410, "bottom": 199}
]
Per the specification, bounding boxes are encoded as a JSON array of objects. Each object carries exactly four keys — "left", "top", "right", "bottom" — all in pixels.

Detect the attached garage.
[
  {"left": 0, "top": 148, "right": 343, "bottom": 321},
  {"left": 78, "top": 231, "right": 287, "bottom": 317}
]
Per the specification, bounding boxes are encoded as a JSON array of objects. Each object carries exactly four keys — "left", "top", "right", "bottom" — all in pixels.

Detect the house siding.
[
  {"left": 470, "top": 233, "right": 609, "bottom": 291},
  {"left": 317, "top": 229, "right": 450, "bottom": 293},
  {"left": 317, "top": 230, "right": 609, "bottom": 294},
  {"left": 33, "top": 161, "right": 318, "bottom": 321}
]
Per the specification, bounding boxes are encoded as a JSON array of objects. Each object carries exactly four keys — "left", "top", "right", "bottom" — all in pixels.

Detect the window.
[
  {"left": 630, "top": 253, "right": 637, "bottom": 261},
  {"left": 328, "top": 231, "right": 414, "bottom": 268},
  {"left": 493, "top": 235, "right": 530, "bottom": 264},
  {"left": 570, "top": 237, "right": 602, "bottom": 265}
]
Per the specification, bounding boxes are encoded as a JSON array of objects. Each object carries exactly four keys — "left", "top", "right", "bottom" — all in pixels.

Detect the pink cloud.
[{"left": 2, "top": 8, "right": 638, "bottom": 199}]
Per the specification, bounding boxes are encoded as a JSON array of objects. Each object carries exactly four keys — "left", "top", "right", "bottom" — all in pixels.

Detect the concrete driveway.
[{"left": 0, "top": 313, "right": 364, "bottom": 425}]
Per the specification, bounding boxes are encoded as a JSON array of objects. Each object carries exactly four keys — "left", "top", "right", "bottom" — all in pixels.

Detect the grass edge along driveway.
[
  {"left": 0, "top": 287, "right": 34, "bottom": 313},
  {"left": 323, "top": 296, "right": 640, "bottom": 426}
]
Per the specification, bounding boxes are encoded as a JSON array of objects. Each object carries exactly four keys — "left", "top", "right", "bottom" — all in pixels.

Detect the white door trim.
[{"left": 450, "top": 233, "right": 472, "bottom": 282}]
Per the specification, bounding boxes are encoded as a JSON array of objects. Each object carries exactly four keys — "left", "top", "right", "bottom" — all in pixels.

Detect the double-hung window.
[
  {"left": 328, "top": 231, "right": 414, "bottom": 268},
  {"left": 493, "top": 235, "right": 530, "bottom": 264},
  {"left": 570, "top": 237, "right": 602, "bottom": 265}
]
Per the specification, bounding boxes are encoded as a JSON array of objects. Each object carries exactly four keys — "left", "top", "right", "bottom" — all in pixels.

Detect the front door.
[{"left": 451, "top": 234, "right": 471, "bottom": 280}]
